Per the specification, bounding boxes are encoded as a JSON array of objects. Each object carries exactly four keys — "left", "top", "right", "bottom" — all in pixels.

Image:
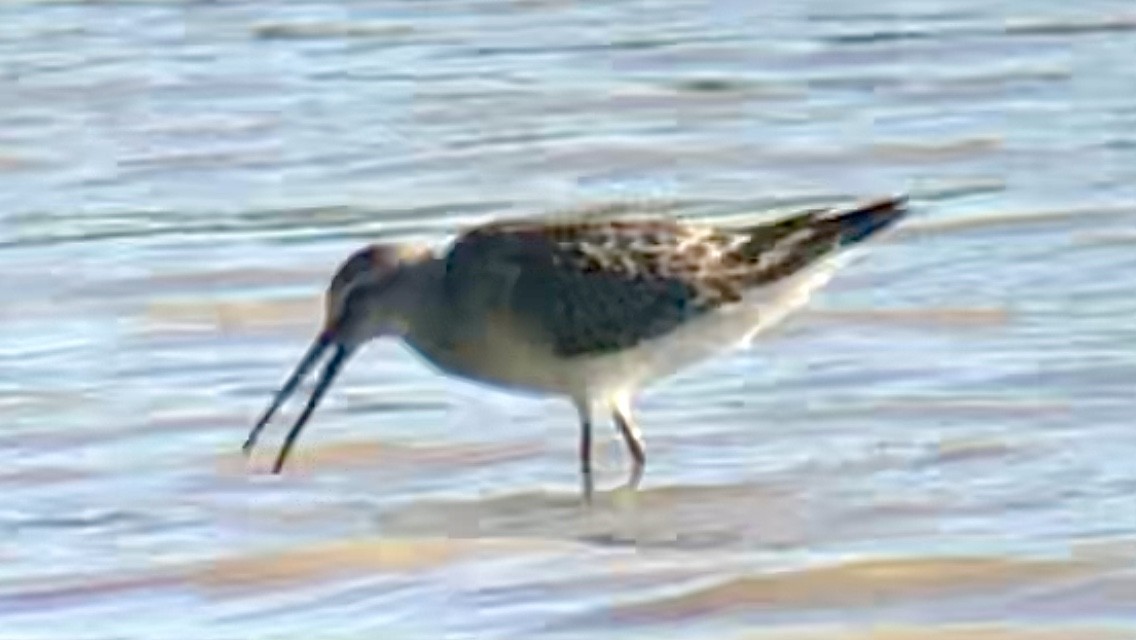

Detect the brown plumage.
[{"left": 444, "top": 196, "right": 907, "bottom": 357}]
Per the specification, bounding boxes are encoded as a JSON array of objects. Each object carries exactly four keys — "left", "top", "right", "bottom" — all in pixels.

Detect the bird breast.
[{"left": 401, "top": 308, "right": 573, "bottom": 397}]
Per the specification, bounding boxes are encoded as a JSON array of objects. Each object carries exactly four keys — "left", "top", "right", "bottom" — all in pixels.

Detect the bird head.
[
  {"left": 242, "top": 242, "right": 433, "bottom": 472},
  {"left": 322, "top": 243, "right": 433, "bottom": 345}
]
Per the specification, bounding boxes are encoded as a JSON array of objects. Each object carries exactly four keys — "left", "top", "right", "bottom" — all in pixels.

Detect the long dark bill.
[
  {"left": 242, "top": 334, "right": 330, "bottom": 456},
  {"left": 271, "top": 343, "right": 353, "bottom": 473}
]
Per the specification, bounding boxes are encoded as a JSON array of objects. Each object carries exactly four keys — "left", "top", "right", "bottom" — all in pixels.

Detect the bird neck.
[
  {"left": 395, "top": 255, "right": 495, "bottom": 374},
  {"left": 394, "top": 256, "right": 451, "bottom": 338}
]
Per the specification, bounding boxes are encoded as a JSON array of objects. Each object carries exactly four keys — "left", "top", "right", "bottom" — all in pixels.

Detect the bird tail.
[{"left": 736, "top": 195, "right": 909, "bottom": 285}]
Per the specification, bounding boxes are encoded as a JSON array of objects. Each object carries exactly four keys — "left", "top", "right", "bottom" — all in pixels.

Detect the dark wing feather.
[
  {"left": 443, "top": 197, "right": 906, "bottom": 357},
  {"left": 445, "top": 218, "right": 743, "bottom": 357}
]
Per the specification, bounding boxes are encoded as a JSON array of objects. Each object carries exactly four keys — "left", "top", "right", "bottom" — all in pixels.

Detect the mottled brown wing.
[{"left": 444, "top": 218, "right": 750, "bottom": 357}]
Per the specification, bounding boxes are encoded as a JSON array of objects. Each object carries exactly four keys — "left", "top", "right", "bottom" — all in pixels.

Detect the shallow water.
[{"left": 2, "top": 1, "right": 1135, "bottom": 638}]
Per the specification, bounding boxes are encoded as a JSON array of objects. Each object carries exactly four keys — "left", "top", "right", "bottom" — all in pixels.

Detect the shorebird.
[{"left": 243, "top": 196, "right": 908, "bottom": 499}]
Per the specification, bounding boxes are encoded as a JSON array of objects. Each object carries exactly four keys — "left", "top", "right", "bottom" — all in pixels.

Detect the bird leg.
[
  {"left": 575, "top": 400, "right": 594, "bottom": 503},
  {"left": 612, "top": 403, "right": 645, "bottom": 491}
]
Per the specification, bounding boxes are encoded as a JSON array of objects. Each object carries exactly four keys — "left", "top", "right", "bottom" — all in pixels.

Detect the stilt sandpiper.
[{"left": 243, "top": 196, "right": 909, "bottom": 499}]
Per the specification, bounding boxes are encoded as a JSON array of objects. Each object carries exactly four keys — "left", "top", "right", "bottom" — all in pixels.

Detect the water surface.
[{"left": 1, "top": 1, "right": 1135, "bottom": 638}]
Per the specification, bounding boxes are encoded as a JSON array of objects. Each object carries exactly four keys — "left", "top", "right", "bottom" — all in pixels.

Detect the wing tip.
[{"left": 832, "top": 194, "right": 910, "bottom": 246}]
